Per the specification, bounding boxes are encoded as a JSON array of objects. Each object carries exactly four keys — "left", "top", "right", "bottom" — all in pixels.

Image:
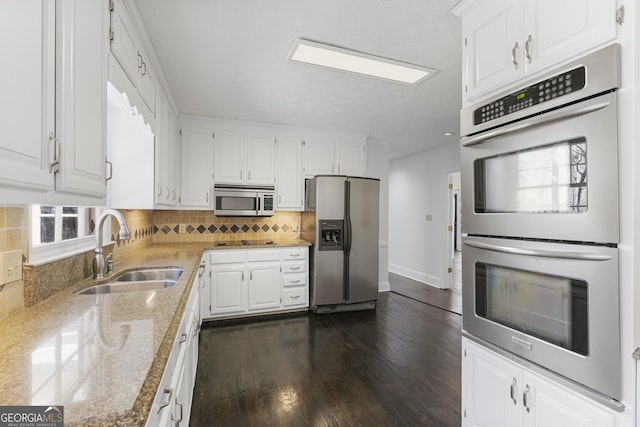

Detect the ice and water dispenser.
[{"left": 319, "top": 220, "right": 343, "bottom": 251}]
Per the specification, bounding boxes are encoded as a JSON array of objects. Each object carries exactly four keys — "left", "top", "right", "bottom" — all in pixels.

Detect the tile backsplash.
[
  {"left": 0, "top": 207, "right": 27, "bottom": 319},
  {"left": 0, "top": 207, "right": 302, "bottom": 312},
  {"left": 151, "top": 210, "right": 301, "bottom": 244}
]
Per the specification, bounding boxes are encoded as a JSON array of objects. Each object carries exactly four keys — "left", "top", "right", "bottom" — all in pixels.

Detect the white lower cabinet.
[
  {"left": 462, "top": 337, "right": 617, "bottom": 427},
  {"left": 203, "top": 247, "right": 309, "bottom": 320},
  {"left": 148, "top": 272, "right": 200, "bottom": 427}
]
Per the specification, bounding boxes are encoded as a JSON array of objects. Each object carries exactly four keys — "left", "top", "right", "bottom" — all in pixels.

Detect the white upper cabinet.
[
  {"left": 154, "top": 91, "right": 178, "bottom": 206},
  {"left": 303, "top": 138, "right": 334, "bottom": 176},
  {"left": 213, "top": 130, "right": 244, "bottom": 184},
  {"left": 0, "top": 1, "right": 55, "bottom": 194},
  {"left": 303, "top": 138, "right": 366, "bottom": 177},
  {"left": 461, "top": 0, "right": 523, "bottom": 101},
  {"left": 276, "top": 137, "right": 304, "bottom": 210},
  {"left": 180, "top": 128, "right": 214, "bottom": 208},
  {"left": 335, "top": 140, "right": 367, "bottom": 176},
  {"left": 455, "top": 0, "right": 617, "bottom": 103},
  {"left": 246, "top": 134, "right": 276, "bottom": 185},
  {"left": 213, "top": 131, "right": 275, "bottom": 186},
  {"left": 110, "top": 0, "right": 156, "bottom": 114},
  {"left": 523, "top": 0, "right": 617, "bottom": 73},
  {"left": 0, "top": 0, "right": 108, "bottom": 204}
]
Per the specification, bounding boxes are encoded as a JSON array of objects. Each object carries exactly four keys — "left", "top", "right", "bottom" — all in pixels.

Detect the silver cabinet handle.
[
  {"left": 137, "top": 53, "right": 143, "bottom": 69},
  {"left": 289, "top": 266, "right": 301, "bottom": 270},
  {"left": 105, "top": 159, "right": 113, "bottom": 183},
  {"left": 240, "top": 170, "right": 243, "bottom": 181},
  {"left": 288, "top": 253, "right": 301, "bottom": 257},
  {"left": 172, "top": 398, "right": 183, "bottom": 423},
  {"left": 242, "top": 271, "right": 244, "bottom": 281},
  {"left": 525, "top": 35, "right": 533, "bottom": 63},
  {"left": 206, "top": 192, "right": 209, "bottom": 202},
  {"left": 461, "top": 100, "right": 611, "bottom": 147},
  {"left": 165, "top": 187, "right": 170, "bottom": 199},
  {"left": 279, "top": 194, "right": 282, "bottom": 203},
  {"left": 48, "top": 132, "right": 60, "bottom": 173},
  {"left": 523, "top": 385, "right": 531, "bottom": 413},
  {"left": 511, "top": 41, "right": 519, "bottom": 69},
  {"left": 179, "top": 332, "right": 187, "bottom": 343},
  {"left": 248, "top": 170, "right": 251, "bottom": 181},
  {"left": 510, "top": 378, "right": 518, "bottom": 405},
  {"left": 141, "top": 61, "right": 147, "bottom": 76},
  {"left": 290, "top": 295, "right": 300, "bottom": 300},
  {"left": 338, "top": 164, "right": 341, "bottom": 173},
  {"left": 172, "top": 190, "right": 176, "bottom": 201},
  {"left": 157, "top": 183, "right": 163, "bottom": 197},
  {"left": 158, "top": 388, "right": 172, "bottom": 413},
  {"left": 463, "top": 239, "right": 613, "bottom": 261}
]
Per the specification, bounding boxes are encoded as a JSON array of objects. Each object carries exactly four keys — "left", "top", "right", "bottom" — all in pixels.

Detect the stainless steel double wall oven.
[{"left": 460, "top": 45, "right": 621, "bottom": 402}]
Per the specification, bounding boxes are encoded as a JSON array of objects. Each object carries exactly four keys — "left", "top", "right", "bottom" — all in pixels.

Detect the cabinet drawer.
[
  {"left": 210, "top": 250, "right": 245, "bottom": 264},
  {"left": 283, "top": 287, "right": 307, "bottom": 307},
  {"left": 282, "top": 247, "right": 307, "bottom": 260},
  {"left": 247, "top": 249, "right": 281, "bottom": 262},
  {"left": 283, "top": 273, "right": 306, "bottom": 288},
  {"left": 282, "top": 261, "right": 306, "bottom": 274}
]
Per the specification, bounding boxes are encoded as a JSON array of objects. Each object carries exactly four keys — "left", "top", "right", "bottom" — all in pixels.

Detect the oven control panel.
[{"left": 474, "top": 66, "right": 586, "bottom": 125}]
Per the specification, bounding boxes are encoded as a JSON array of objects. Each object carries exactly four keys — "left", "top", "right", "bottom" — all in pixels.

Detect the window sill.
[{"left": 28, "top": 239, "right": 116, "bottom": 267}]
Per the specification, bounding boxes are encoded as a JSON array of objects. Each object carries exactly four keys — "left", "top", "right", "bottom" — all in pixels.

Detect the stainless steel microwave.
[{"left": 213, "top": 185, "right": 275, "bottom": 217}]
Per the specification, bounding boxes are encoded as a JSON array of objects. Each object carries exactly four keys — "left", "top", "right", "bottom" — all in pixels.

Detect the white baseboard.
[{"left": 388, "top": 263, "right": 443, "bottom": 289}]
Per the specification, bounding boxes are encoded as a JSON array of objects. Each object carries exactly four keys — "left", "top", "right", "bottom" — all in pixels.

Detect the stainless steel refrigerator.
[{"left": 301, "top": 175, "right": 379, "bottom": 313}]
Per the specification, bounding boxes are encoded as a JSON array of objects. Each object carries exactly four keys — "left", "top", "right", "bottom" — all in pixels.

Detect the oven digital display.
[{"left": 473, "top": 66, "right": 586, "bottom": 125}]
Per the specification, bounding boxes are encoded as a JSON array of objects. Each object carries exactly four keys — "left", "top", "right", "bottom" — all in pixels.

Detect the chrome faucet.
[{"left": 93, "top": 209, "right": 131, "bottom": 279}]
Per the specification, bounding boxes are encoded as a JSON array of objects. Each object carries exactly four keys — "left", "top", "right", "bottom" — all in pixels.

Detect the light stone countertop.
[{"left": 0, "top": 239, "right": 310, "bottom": 426}]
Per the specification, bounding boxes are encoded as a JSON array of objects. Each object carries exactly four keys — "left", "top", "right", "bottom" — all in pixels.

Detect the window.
[{"left": 29, "top": 206, "right": 102, "bottom": 265}]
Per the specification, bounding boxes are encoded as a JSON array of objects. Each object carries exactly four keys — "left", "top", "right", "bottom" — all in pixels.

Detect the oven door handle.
[
  {"left": 460, "top": 100, "right": 611, "bottom": 147},
  {"left": 463, "top": 240, "right": 613, "bottom": 261}
]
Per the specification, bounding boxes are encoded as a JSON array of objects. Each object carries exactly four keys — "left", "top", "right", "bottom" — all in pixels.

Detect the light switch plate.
[{"left": 1, "top": 250, "right": 23, "bottom": 285}]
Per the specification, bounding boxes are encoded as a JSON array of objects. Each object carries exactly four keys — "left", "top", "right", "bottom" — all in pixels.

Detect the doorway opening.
[{"left": 446, "top": 172, "right": 462, "bottom": 295}]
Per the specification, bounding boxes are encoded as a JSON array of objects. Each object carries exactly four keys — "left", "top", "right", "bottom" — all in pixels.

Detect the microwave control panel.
[{"left": 474, "top": 66, "right": 586, "bottom": 125}]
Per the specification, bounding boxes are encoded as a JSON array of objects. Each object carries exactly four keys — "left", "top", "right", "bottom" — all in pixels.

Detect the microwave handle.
[
  {"left": 463, "top": 240, "right": 613, "bottom": 261},
  {"left": 460, "top": 100, "right": 611, "bottom": 147}
]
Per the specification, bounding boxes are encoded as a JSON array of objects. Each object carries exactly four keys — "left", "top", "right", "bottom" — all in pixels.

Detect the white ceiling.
[{"left": 134, "top": 0, "right": 462, "bottom": 160}]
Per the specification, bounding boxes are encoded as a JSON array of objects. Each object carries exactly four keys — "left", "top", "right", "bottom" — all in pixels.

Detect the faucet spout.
[{"left": 94, "top": 209, "right": 130, "bottom": 279}]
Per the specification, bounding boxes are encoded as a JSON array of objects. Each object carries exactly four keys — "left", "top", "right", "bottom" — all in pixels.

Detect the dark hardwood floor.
[
  {"left": 190, "top": 292, "right": 462, "bottom": 427},
  {"left": 389, "top": 252, "right": 462, "bottom": 315}
]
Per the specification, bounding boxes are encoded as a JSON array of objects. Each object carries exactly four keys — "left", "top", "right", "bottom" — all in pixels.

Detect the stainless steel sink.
[
  {"left": 115, "top": 268, "right": 184, "bottom": 282},
  {"left": 76, "top": 267, "right": 184, "bottom": 295},
  {"left": 76, "top": 280, "right": 176, "bottom": 295}
]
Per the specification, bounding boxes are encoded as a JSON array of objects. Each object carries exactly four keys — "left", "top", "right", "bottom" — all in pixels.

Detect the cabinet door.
[
  {"left": 213, "top": 130, "right": 244, "bottom": 184},
  {"left": 276, "top": 137, "right": 304, "bottom": 210},
  {"left": 110, "top": 0, "right": 139, "bottom": 87},
  {"left": 155, "top": 91, "right": 169, "bottom": 205},
  {"left": 137, "top": 49, "right": 156, "bottom": 114},
  {"left": 246, "top": 134, "right": 275, "bottom": 185},
  {"left": 336, "top": 141, "right": 366, "bottom": 176},
  {"left": 303, "top": 138, "right": 334, "bottom": 177},
  {"left": 55, "top": 0, "right": 108, "bottom": 197},
  {"left": 522, "top": 372, "right": 616, "bottom": 427},
  {"left": 210, "top": 264, "right": 247, "bottom": 315},
  {"left": 0, "top": 1, "right": 55, "bottom": 192},
  {"left": 524, "top": 0, "right": 616, "bottom": 74},
  {"left": 463, "top": 0, "right": 523, "bottom": 100},
  {"left": 180, "top": 128, "right": 213, "bottom": 207},
  {"left": 462, "top": 339, "right": 522, "bottom": 427},
  {"left": 248, "top": 262, "right": 281, "bottom": 311},
  {"left": 166, "top": 108, "right": 179, "bottom": 206}
]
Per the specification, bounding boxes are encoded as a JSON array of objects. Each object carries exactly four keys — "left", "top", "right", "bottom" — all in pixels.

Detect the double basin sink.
[{"left": 76, "top": 267, "right": 184, "bottom": 295}]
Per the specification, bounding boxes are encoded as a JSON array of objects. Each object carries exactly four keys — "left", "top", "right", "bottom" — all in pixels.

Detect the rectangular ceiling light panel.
[{"left": 287, "top": 39, "right": 437, "bottom": 85}]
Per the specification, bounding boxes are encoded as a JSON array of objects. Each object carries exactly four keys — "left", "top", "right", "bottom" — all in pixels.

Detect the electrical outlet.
[
  {"left": 1, "top": 250, "right": 23, "bottom": 285},
  {"left": 425, "top": 214, "right": 433, "bottom": 221},
  {"left": 291, "top": 223, "right": 299, "bottom": 232}
]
